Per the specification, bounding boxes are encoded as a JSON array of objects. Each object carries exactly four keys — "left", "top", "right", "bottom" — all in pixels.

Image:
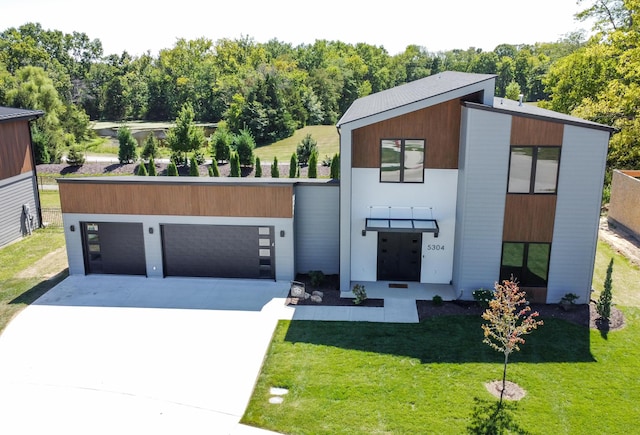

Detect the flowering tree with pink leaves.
[{"left": 481, "top": 279, "right": 544, "bottom": 405}]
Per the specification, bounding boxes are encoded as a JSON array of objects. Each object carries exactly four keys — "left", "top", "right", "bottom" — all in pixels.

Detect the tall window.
[
  {"left": 380, "top": 139, "right": 425, "bottom": 183},
  {"left": 508, "top": 146, "right": 560, "bottom": 194},
  {"left": 500, "top": 242, "right": 551, "bottom": 287}
]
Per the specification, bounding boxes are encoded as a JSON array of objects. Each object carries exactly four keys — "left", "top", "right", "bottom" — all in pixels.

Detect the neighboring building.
[
  {"left": 0, "top": 106, "right": 44, "bottom": 248},
  {"left": 608, "top": 169, "right": 640, "bottom": 240},
  {"left": 58, "top": 72, "right": 613, "bottom": 304}
]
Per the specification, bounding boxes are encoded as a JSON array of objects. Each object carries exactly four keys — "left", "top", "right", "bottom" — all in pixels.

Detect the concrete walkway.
[{"left": 0, "top": 275, "right": 421, "bottom": 434}]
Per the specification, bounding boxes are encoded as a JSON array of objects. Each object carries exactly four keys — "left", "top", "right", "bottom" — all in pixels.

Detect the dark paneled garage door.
[
  {"left": 82, "top": 222, "right": 147, "bottom": 275},
  {"left": 161, "top": 224, "right": 274, "bottom": 279}
]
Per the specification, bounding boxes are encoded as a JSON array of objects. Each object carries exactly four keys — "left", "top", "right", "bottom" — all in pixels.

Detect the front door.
[{"left": 377, "top": 232, "right": 422, "bottom": 281}]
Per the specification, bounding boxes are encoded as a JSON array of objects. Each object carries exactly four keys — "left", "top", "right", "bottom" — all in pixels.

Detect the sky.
[{"left": 0, "top": 0, "right": 594, "bottom": 57}]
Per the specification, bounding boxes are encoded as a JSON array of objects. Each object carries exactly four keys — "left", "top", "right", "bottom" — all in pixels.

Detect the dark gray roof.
[
  {"left": 463, "top": 98, "right": 615, "bottom": 133},
  {"left": 337, "top": 71, "right": 496, "bottom": 127},
  {"left": 0, "top": 106, "right": 45, "bottom": 123}
]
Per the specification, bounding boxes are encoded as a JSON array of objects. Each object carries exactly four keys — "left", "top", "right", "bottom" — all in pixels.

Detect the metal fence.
[{"left": 41, "top": 208, "right": 63, "bottom": 227}]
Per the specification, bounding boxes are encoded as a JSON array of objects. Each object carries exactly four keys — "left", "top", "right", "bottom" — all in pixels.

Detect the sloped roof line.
[
  {"left": 0, "top": 106, "right": 45, "bottom": 123},
  {"left": 337, "top": 71, "right": 496, "bottom": 128}
]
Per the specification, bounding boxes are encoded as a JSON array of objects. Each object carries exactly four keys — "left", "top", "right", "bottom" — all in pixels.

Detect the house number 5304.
[{"left": 426, "top": 244, "right": 445, "bottom": 251}]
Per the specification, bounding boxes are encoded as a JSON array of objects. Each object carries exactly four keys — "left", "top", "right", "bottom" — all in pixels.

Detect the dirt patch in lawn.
[
  {"left": 15, "top": 247, "right": 68, "bottom": 279},
  {"left": 485, "top": 380, "right": 526, "bottom": 401}
]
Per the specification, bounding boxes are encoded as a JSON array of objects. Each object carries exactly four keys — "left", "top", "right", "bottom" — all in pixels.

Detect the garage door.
[
  {"left": 161, "top": 224, "right": 274, "bottom": 279},
  {"left": 82, "top": 222, "right": 147, "bottom": 275}
]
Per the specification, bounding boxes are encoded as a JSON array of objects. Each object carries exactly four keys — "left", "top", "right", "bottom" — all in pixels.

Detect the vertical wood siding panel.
[
  {"left": 59, "top": 182, "right": 293, "bottom": 218},
  {"left": 351, "top": 98, "right": 464, "bottom": 169},
  {"left": 510, "top": 116, "right": 564, "bottom": 146},
  {"left": 0, "top": 121, "right": 33, "bottom": 180},
  {"left": 502, "top": 195, "right": 556, "bottom": 242}
]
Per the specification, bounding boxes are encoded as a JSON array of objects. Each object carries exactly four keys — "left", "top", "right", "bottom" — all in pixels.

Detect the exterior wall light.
[
  {"left": 362, "top": 229, "right": 366, "bottom": 236},
  {"left": 280, "top": 230, "right": 285, "bottom": 237},
  {"left": 70, "top": 225, "right": 75, "bottom": 232},
  {"left": 149, "top": 227, "right": 154, "bottom": 234}
]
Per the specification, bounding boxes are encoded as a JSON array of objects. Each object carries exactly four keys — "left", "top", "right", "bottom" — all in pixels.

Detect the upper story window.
[
  {"left": 507, "top": 146, "right": 560, "bottom": 194},
  {"left": 380, "top": 139, "right": 425, "bottom": 183}
]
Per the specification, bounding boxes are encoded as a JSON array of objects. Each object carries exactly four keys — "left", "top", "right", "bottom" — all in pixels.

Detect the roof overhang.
[{"left": 364, "top": 218, "right": 439, "bottom": 237}]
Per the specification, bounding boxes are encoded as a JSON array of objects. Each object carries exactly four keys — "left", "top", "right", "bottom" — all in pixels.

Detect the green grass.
[
  {"left": 592, "top": 240, "right": 640, "bottom": 307},
  {"left": 243, "top": 239, "right": 640, "bottom": 434},
  {"left": 253, "top": 125, "right": 339, "bottom": 163},
  {"left": 39, "top": 190, "right": 61, "bottom": 208},
  {"left": 243, "top": 313, "right": 640, "bottom": 434},
  {"left": 0, "top": 227, "right": 67, "bottom": 333}
]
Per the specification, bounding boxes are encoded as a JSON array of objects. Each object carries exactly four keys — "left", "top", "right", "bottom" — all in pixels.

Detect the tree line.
[{"left": 0, "top": 0, "right": 638, "bottom": 180}]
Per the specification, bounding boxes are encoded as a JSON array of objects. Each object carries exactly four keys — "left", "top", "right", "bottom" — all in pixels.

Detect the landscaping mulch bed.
[{"left": 286, "top": 274, "right": 384, "bottom": 307}]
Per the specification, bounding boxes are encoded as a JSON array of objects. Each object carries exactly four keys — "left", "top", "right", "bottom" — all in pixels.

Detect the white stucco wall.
[{"left": 349, "top": 168, "right": 458, "bottom": 283}]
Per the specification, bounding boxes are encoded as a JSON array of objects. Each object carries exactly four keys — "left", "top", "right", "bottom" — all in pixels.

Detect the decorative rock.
[
  {"left": 269, "top": 396, "right": 284, "bottom": 404},
  {"left": 303, "top": 292, "right": 311, "bottom": 299},
  {"left": 290, "top": 285, "right": 305, "bottom": 297},
  {"left": 312, "top": 291, "right": 324, "bottom": 297},
  {"left": 270, "top": 387, "right": 289, "bottom": 396},
  {"left": 310, "top": 295, "right": 323, "bottom": 303}
]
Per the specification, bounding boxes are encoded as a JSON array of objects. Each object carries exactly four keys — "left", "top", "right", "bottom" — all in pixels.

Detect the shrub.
[
  {"left": 432, "top": 295, "right": 443, "bottom": 306},
  {"left": 271, "top": 157, "right": 280, "bottom": 178},
  {"left": 234, "top": 128, "right": 255, "bottom": 167},
  {"left": 167, "top": 161, "right": 179, "bottom": 176},
  {"left": 255, "top": 157, "right": 262, "bottom": 177},
  {"left": 296, "top": 133, "right": 317, "bottom": 165},
  {"left": 321, "top": 154, "right": 332, "bottom": 167},
  {"left": 352, "top": 284, "right": 367, "bottom": 305},
  {"left": 141, "top": 133, "right": 159, "bottom": 159},
  {"left": 309, "top": 270, "right": 325, "bottom": 287},
  {"left": 117, "top": 125, "right": 138, "bottom": 164},
  {"left": 230, "top": 152, "right": 240, "bottom": 177},
  {"left": 308, "top": 149, "right": 318, "bottom": 178},
  {"left": 472, "top": 288, "right": 494, "bottom": 308},
  {"left": 189, "top": 156, "right": 199, "bottom": 176},
  {"left": 210, "top": 122, "right": 232, "bottom": 163},
  {"left": 193, "top": 149, "right": 206, "bottom": 165},
  {"left": 330, "top": 153, "right": 340, "bottom": 179},
  {"left": 597, "top": 258, "right": 614, "bottom": 320},
  {"left": 210, "top": 159, "right": 220, "bottom": 177},
  {"left": 66, "top": 146, "right": 85, "bottom": 166},
  {"left": 147, "top": 157, "right": 157, "bottom": 176},
  {"left": 136, "top": 162, "right": 148, "bottom": 176},
  {"left": 289, "top": 153, "right": 298, "bottom": 178}
]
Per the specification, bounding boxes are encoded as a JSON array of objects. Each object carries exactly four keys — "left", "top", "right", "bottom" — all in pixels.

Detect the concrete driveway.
[{"left": 0, "top": 275, "right": 293, "bottom": 435}]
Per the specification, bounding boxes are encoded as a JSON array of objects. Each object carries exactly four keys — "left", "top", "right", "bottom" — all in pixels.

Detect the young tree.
[
  {"left": 166, "top": 102, "right": 205, "bottom": 165},
  {"left": 141, "top": 133, "right": 159, "bottom": 160},
  {"left": 255, "top": 156, "right": 262, "bottom": 177},
  {"left": 271, "top": 156, "right": 280, "bottom": 178},
  {"left": 296, "top": 133, "right": 318, "bottom": 166},
  {"left": 289, "top": 152, "right": 298, "bottom": 178},
  {"left": 308, "top": 149, "right": 318, "bottom": 178},
  {"left": 330, "top": 153, "right": 340, "bottom": 179},
  {"left": 234, "top": 128, "right": 255, "bottom": 167},
  {"left": 597, "top": 258, "right": 614, "bottom": 321},
  {"left": 189, "top": 156, "right": 199, "bottom": 176},
  {"left": 147, "top": 157, "right": 157, "bottom": 176},
  {"left": 136, "top": 162, "right": 148, "bottom": 176},
  {"left": 210, "top": 123, "right": 232, "bottom": 163},
  {"left": 117, "top": 125, "right": 138, "bottom": 164},
  {"left": 230, "top": 152, "right": 240, "bottom": 177},
  {"left": 505, "top": 81, "right": 522, "bottom": 100},
  {"left": 167, "top": 161, "right": 179, "bottom": 176},
  {"left": 481, "top": 279, "right": 543, "bottom": 406}
]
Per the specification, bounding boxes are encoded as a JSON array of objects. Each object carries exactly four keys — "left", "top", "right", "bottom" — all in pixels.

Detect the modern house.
[
  {"left": 58, "top": 71, "right": 613, "bottom": 304},
  {"left": 0, "top": 106, "right": 44, "bottom": 248}
]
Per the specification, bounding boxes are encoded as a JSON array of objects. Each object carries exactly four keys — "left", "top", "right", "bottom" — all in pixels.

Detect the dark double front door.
[{"left": 377, "top": 232, "right": 422, "bottom": 281}]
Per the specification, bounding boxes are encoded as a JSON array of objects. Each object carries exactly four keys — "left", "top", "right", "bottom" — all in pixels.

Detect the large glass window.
[
  {"left": 500, "top": 242, "right": 551, "bottom": 287},
  {"left": 380, "top": 139, "right": 424, "bottom": 183},
  {"left": 508, "top": 146, "right": 560, "bottom": 194}
]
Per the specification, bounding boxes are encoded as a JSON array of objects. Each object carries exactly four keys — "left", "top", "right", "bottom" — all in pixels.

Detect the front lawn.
[
  {"left": 0, "top": 228, "right": 67, "bottom": 333},
  {"left": 243, "top": 312, "right": 640, "bottom": 434}
]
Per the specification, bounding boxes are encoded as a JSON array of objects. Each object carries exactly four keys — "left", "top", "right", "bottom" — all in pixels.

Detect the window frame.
[
  {"left": 499, "top": 242, "right": 551, "bottom": 287},
  {"left": 379, "top": 138, "right": 425, "bottom": 183},
  {"left": 507, "top": 146, "right": 561, "bottom": 194}
]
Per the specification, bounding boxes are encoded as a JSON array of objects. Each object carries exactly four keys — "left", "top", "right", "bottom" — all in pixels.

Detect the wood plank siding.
[
  {"left": 0, "top": 121, "right": 33, "bottom": 180},
  {"left": 59, "top": 182, "right": 294, "bottom": 218},
  {"left": 502, "top": 194, "right": 557, "bottom": 242},
  {"left": 351, "top": 98, "right": 464, "bottom": 169},
  {"left": 510, "top": 116, "right": 564, "bottom": 146}
]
